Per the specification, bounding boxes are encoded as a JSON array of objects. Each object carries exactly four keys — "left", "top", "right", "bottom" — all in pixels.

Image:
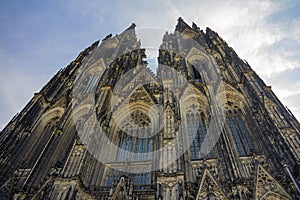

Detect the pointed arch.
[
  {"left": 21, "top": 107, "right": 64, "bottom": 168},
  {"left": 112, "top": 91, "right": 155, "bottom": 162},
  {"left": 218, "top": 84, "right": 254, "bottom": 157},
  {"left": 180, "top": 91, "right": 213, "bottom": 160}
]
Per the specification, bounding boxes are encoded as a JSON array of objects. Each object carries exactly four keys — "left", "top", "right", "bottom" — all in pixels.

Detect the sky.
[{"left": 0, "top": 0, "right": 300, "bottom": 130}]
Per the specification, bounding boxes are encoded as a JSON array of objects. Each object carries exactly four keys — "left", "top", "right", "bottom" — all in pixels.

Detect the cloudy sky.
[{"left": 0, "top": 0, "right": 300, "bottom": 130}]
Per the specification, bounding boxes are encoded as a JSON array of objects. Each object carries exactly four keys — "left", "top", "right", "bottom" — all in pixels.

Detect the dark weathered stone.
[{"left": 0, "top": 19, "right": 299, "bottom": 200}]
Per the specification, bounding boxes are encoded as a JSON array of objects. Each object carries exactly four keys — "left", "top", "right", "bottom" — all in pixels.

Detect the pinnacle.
[
  {"left": 175, "top": 17, "right": 194, "bottom": 33},
  {"left": 126, "top": 23, "right": 136, "bottom": 30}
]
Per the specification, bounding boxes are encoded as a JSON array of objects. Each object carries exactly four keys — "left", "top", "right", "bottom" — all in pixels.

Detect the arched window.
[
  {"left": 23, "top": 116, "right": 60, "bottom": 168},
  {"left": 186, "top": 111, "right": 213, "bottom": 160},
  {"left": 226, "top": 110, "right": 253, "bottom": 156},
  {"left": 116, "top": 110, "right": 152, "bottom": 162},
  {"left": 117, "top": 134, "right": 150, "bottom": 161}
]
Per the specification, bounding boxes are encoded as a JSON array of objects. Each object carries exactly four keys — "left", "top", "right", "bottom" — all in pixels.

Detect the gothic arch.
[
  {"left": 110, "top": 100, "right": 155, "bottom": 163},
  {"left": 74, "top": 58, "right": 105, "bottom": 95},
  {"left": 181, "top": 94, "right": 208, "bottom": 117},
  {"left": 185, "top": 47, "right": 220, "bottom": 83},
  {"left": 72, "top": 104, "right": 94, "bottom": 125},
  {"left": 180, "top": 93, "right": 214, "bottom": 160},
  {"left": 217, "top": 83, "right": 245, "bottom": 112},
  {"left": 113, "top": 99, "right": 159, "bottom": 132},
  {"left": 217, "top": 84, "right": 255, "bottom": 157},
  {"left": 186, "top": 47, "right": 212, "bottom": 67},
  {"left": 35, "top": 107, "right": 64, "bottom": 128},
  {"left": 21, "top": 107, "right": 64, "bottom": 167},
  {"left": 82, "top": 58, "right": 105, "bottom": 76}
]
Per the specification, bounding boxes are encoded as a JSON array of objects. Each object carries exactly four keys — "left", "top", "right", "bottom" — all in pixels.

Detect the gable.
[
  {"left": 254, "top": 164, "right": 292, "bottom": 200},
  {"left": 196, "top": 169, "right": 228, "bottom": 200}
]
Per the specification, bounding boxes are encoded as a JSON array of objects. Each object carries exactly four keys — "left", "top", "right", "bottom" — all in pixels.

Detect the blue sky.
[{"left": 0, "top": 0, "right": 300, "bottom": 129}]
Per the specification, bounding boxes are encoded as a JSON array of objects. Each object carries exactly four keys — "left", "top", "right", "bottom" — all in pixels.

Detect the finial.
[{"left": 192, "top": 22, "right": 199, "bottom": 30}]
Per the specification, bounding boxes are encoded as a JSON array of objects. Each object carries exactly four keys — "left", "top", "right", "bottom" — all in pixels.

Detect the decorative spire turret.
[{"left": 175, "top": 17, "right": 192, "bottom": 32}]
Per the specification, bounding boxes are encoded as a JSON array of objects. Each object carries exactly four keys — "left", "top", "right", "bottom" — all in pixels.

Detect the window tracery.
[
  {"left": 130, "top": 110, "right": 151, "bottom": 127},
  {"left": 84, "top": 74, "right": 101, "bottom": 93},
  {"left": 185, "top": 103, "right": 213, "bottom": 160},
  {"left": 116, "top": 110, "right": 151, "bottom": 162}
]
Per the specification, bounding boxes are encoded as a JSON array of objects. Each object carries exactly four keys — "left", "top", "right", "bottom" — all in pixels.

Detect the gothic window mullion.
[
  {"left": 140, "top": 137, "right": 145, "bottom": 160},
  {"left": 232, "top": 114, "right": 247, "bottom": 156},
  {"left": 131, "top": 137, "right": 136, "bottom": 161},
  {"left": 201, "top": 117, "right": 213, "bottom": 158},
  {"left": 126, "top": 135, "right": 131, "bottom": 161},
  {"left": 186, "top": 114, "right": 194, "bottom": 159},
  {"left": 238, "top": 115, "right": 254, "bottom": 153},
  {"left": 133, "top": 133, "right": 137, "bottom": 161},
  {"left": 230, "top": 115, "right": 243, "bottom": 156},
  {"left": 194, "top": 113, "right": 200, "bottom": 159},
  {"left": 228, "top": 115, "right": 244, "bottom": 156},
  {"left": 138, "top": 132, "right": 141, "bottom": 161},
  {"left": 227, "top": 110, "right": 254, "bottom": 157},
  {"left": 191, "top": 113, "right": 197, "bottom": 160},
  {"left": 85, "top": 75, "right": 95, "bottom": 93},
  {"left": 195, "top": 113, "right": 201, "bottom": 159},
  {"left": 199, "top": 117, "right": 206, "bottom": 156},
  {"left": 146, "top": 137, "right": 150, "bottom": 160}
]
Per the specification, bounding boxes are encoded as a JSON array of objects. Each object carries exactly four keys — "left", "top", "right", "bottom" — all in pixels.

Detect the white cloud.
[
  {"left": 290, "top": 19, "right": 300, "bottom": 42},
  {"left": 162, "top": 0, "right": 300, "bottom": 120}
]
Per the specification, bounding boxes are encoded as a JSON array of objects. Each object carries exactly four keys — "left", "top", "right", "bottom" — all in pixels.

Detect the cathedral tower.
[{"left": 0, "top": 19, "right": 299, "bottom": 199}]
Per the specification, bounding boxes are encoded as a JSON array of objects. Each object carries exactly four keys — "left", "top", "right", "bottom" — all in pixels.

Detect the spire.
[{"left": 175, "top": 17, "right": 192, "bottom": 32}]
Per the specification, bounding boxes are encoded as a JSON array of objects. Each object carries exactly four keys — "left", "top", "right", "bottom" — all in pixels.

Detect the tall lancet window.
[
  {"left": 226, "top": 109, "right": 254, "bottom": 156},
  {"left": 186, "top": 110, "right": 213, "bottom": 160},
  {"left": 117, "top": 134, "right": 150, "bottom": 161},
  {"left": 84, "top": 74, "right": 101, "bottom": 93}
]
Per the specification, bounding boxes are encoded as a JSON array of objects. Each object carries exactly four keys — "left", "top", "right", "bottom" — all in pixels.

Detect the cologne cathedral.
[{"left": 0, "top": 18, "right": 300, "bottom": 200}]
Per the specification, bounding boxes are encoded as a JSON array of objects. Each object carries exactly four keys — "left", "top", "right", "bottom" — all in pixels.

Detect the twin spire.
[{"left": 102, "top": 17, "right": 200, "bottom": 41}]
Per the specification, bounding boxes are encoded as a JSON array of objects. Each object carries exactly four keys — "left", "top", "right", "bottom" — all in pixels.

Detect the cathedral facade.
[{"left": 0, "top": 18, "right": 300, "bottom": 199}]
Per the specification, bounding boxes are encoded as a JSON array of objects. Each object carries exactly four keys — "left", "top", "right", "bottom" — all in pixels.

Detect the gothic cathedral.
[{"left": 0, "top": 18, "right": 299, "bottom": 199}]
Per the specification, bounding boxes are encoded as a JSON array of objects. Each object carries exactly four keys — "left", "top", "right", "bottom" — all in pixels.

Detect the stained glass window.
[
  {"left": 133, "top": 173, "right": 149, "bottom": 190},
  {"left": 227, "top": 111, "right": 254, "bottom": 156},
  {"left": 84, "top": 74, "right": 101, "bottom": 93},
  {"left": 106, "top": 173, "right": 120, "bottom": 186},
  {"left": 117, "top": 134, "right": 150, "bottom": 161},
  {"left": 186, "top": 112, "right": 213, "bottom": 160}
]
